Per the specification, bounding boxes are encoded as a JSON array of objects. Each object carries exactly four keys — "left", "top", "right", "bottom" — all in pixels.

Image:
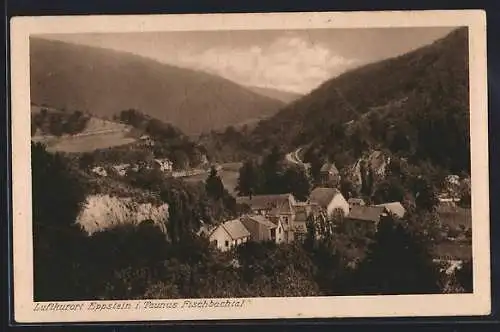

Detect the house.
[
  {"left": 292, "top": 205, "right": 316, "bottom": 241},
  {"left": 345, "top": 205, "right": 386, "bottom": 234},
  {"left": 91, "top": 166, "right": 107, "bottom": 177},
  {"left": 139, "top": 135, "right": 155, "bottom": 147},
  {"left": 236, "top": 194, "right": 296, "bottom": 217},
  {"left": 348, "top": 198, "right": 366, "bottom": 208},
  {"left": 112, "top": 163, "right": 130, "bottom": 177},
  {"left": 153, "top": 158, "right": 173, "bottom": 173},
  {"left": 309, "top": 187, "right": 349, "bottom": 217},
  {"left": 374, "top": 202, "right": 406, "bottom": 218},
  {"left": 437, "top": 194, "right": 460, "bottom": 207},
  {"left": 319, "top": 162, "right": 340, "bottom": 187},
  {"left": 241, "top": 215, "right": 286, "bottom": 244},
  {"left": 208, "top": 219, "right": 251, "bottom": 252}
]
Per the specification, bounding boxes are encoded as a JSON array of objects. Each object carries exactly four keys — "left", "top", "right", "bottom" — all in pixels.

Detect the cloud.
[{"left": 174, "top": 36, "right": 359, "bottom": 93}]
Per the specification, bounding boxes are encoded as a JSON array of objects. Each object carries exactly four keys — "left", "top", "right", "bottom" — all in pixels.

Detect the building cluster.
[
  {"left": 203, "top": 186, "right": 406, "bottom": 252},
  {"left": 90, "top": 158, "right": 174, "bottom": 178}
]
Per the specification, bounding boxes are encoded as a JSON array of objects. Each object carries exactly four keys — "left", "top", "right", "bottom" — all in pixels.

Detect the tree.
[
  {"left": 339, "top": 168, "right": 360, "bottom": 199},
  {"left": 205, "top": 166, "right": 225, "bottom": 200},
  {"left": 236, "top": 160, "right": 261, "bottom": 196},
  {"left": 350, "top": 215, "right": 441, "bottom": 295},
  {"left": 78, "top": 152, "right": 95, "bottom": 170},
  {"left": 283, "top": 167, "right": 311, "bottom": 201},
  {"left": 31, "top": 143, "right": 88, "bottom": 300},
  {"left": 455, "top": 260, "right": 473, "bottom": 293},
  {"left": 360, "top": 160, "right": 374, "bottom": 197},
  {"left": 261, "top": 146, "right": 285, "bottom": 193},
  {"left": 412, "top": 177, "right": 439, "bottom": 212},
  {"left": 458, "top": 178, "right": 471, "bottom": 208},
  {"left": 303, "top": 148, "right": 324, "bottom": 185},
  {"left": 372, "top": 176, "right": 405, "bottom": 204}
]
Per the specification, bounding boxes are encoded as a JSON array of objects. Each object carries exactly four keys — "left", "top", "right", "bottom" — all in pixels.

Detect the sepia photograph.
[{"left": 10, "top": 10, "right": 489, "bottom": 323}]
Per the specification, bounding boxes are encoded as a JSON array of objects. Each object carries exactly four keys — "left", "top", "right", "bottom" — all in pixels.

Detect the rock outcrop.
[{"left": 76, "top": 194, "right": 168, "bottom": 235}]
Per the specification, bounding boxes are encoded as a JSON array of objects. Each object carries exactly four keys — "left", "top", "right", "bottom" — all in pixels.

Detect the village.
[{"left": 195, "top": 158, "right": 471, "bottom": 275}]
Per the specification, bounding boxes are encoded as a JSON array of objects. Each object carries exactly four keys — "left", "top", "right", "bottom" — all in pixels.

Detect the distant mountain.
[
  {"left": 30, "top": 38, "right": 285, "bottom": 135},
  {"left": 249, "top": 27, "right": 470, "bottom": 173},
  {"left": 246, "top": 86, "right": 301, "bottom": 104}
]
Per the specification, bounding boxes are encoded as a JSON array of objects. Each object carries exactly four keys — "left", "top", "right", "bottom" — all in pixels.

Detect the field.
[
  {"left": 46, "top": 132, "right": 136, "bottom": 153},
  {"left": 183, "top": 162, "right": 242, "bottom": 195},
  {"left": 31, "top": 109, "right": 137, "bottom": 153}
]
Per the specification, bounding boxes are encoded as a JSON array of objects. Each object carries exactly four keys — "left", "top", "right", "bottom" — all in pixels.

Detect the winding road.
[{"left": 285, "top": 147, "right": 311, "bottom": 171}]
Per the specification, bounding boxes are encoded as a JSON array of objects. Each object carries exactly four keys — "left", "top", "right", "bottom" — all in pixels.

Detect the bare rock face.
[
  {"left": 350, "top": 150, "right": 390, "bottom": 187},
  {"left": 76, "top": 194, "right": 168, "bottom": 235}
]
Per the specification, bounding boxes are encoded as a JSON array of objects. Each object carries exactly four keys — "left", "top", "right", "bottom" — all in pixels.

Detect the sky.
[{"left": 39, "top": 27, "right": 458, "bottom": 94}]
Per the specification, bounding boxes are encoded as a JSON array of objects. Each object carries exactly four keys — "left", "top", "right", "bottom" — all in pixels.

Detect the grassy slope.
[{"left": 32, "top": 105, "right": 137, "bottom": 153}]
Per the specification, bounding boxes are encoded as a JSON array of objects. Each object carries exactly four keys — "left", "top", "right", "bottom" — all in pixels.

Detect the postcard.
[{"left": 10, "top": 10, "right": 489, "bottom": 323}]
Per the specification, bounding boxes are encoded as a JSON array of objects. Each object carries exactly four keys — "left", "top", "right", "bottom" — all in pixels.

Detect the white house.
[
  {"left": 91, "top": 166, "right": 107, "bottom": 177},
  {"left": 240, "top": 215, "right": 287, "bottom": 244},
  {"left": 374, "top": 202, "right": 406, "bottom": 218},
  {"left": 309, "top": 187, "right": 350, "bottom": 217},
  {"left": 153, "top": 158, "right": 173, "bottom": 173},
  {"left": 209, "top": 219, "right": 251, "bottom": 252}
]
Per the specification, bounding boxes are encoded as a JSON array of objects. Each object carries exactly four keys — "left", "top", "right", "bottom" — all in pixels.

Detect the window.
[
  {"left": 213, "top": 240, "right": 218, "bottom": 246},
  {"left": 278, "top": 227, "right": 282, "bottom": 234},
  {"left": 225, "top": 240, "right": 229, "bottom": 247}
]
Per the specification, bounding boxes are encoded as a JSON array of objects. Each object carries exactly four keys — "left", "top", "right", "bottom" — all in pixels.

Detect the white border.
[{"left": 10, "top": 10, "right": 490, "bottom": 323}]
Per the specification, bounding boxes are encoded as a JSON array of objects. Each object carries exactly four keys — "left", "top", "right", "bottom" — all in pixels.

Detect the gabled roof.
[
  {"left": 375, "top": 202, "right": 406, "bottom": 218},
  {"left": 243, "top": 215, "right": 277, "bottom": 229},
  {"left": 220, "top": 219, "right": 251, "bottom": 240},
  {"left": 346, "top": 206, "right": 385, "bottom": 223},
  {"left": 320, "top": 162, "right": 339, "bottom": 173},
  {"left": 236, "top": 194, "right": 293, "bottom": 212},
  {"left": 309, "top": 187, "right": 343, "bottom": 208}
]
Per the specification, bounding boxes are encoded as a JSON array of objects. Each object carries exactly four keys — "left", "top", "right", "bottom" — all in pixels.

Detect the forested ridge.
[{"left": 203, "top": 28, "right": 470, "bottom": 174}]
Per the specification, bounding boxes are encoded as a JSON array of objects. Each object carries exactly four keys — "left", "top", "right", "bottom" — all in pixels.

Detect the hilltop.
[{"left": 30, "top": 38, "right": 285, "bottom": 135}]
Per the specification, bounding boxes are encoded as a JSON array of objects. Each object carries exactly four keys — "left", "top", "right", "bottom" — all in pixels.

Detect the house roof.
[
  {"left": 236, "top": 194, "right": 293, "bottom": 213},
  {"left": 348, "top": 198, "right": 366, "bottom": 205},
  {"left": 309, "top": 187, "right": 343, "bottom": 208},
  {"left": 243, "top": 215, "right": 277, "bottom": 229},
  {"left": 375, "top": 202, "right": 406, "bottom": 218},
  {"left": 320, "top": 162, "right": 338, "bottom": 173},
  {"left": 220, "top": 219, "right": 251, "bottom": 240},
  {"left": 346, "top": 206, "right": 385, "bottom": 223}
]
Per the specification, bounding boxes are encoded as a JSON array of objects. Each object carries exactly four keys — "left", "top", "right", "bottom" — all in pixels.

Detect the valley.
[{"left": 30, "top": 26, "right": 474, "bottom": 301}]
